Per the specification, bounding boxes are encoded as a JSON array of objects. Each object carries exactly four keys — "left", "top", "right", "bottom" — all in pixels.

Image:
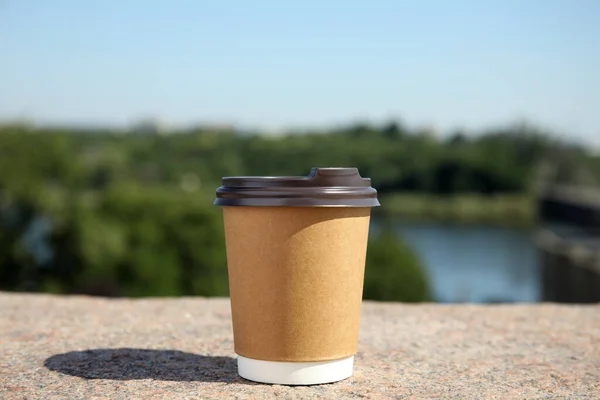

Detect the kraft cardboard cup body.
[
  {"left": 214, "top": 167, "right": 379, "bottom": 385},
  {"left": 224, "top": 206, "right": 370, "bottom": 356}
]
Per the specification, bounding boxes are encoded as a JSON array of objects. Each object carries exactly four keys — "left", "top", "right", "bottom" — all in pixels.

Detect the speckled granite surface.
[{"left": 1, "top": 293, "right": 599, "bottom": 399}]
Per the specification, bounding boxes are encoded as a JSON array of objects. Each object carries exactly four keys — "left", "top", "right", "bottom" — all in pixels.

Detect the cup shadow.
[{"left": 44, "top": 348, "right": 251, "bottom": 383}]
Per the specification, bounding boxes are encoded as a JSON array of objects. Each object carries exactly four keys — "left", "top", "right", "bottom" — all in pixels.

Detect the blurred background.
[{"left": 1, "top": 1, "right": 599, "bottom": 303}]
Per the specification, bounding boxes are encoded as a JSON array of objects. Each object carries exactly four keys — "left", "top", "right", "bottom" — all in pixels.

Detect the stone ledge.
[{"left": 1, "top": 292, "right": 599, "bottom": 399}]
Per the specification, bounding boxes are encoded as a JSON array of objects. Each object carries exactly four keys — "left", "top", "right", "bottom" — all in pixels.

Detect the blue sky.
[{"left": 1, "top": 0, "right": 598, "bottom": 144}]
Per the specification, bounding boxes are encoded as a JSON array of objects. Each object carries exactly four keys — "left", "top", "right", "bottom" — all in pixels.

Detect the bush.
[
  {"left": 2, "top": 184, "right": 229, "bottom": 297},
  {"left": 363, "top": 229, "right": 431, "bottom": 302}
]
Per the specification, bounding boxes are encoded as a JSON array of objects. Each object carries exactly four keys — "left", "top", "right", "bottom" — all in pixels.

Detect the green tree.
[{"left": 363, "top": 229, "right": 431, "bottom": 302}]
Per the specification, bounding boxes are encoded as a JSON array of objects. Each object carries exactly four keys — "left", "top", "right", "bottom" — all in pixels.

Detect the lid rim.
[{"left": 214, "top": 198, "right": 381, "bottom": 207}]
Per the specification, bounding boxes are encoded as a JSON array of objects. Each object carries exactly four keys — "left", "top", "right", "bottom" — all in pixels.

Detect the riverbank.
[
  {"left": 2, "top": 292, "right": 598, "bottom": 399},
  {"left": 375, "top": 193, "right": 536, "bottom": 227}
]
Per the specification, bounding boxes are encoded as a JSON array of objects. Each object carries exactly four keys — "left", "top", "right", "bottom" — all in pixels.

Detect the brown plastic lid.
[{"left": 214, "top": 167, "right": 380, "bottom": 207}]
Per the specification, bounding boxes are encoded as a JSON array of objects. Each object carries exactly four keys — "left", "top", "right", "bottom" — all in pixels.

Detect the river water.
[{"left": 383, "top": 221, "right": 541, "bottom": 303}]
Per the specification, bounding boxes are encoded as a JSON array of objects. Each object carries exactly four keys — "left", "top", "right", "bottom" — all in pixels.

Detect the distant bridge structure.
[{"left": 535, "top": 157, "right": 600, "bottom": 303}]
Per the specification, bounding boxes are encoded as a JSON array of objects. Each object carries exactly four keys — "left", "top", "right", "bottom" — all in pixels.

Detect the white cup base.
[{"left": 236, "top": 355, "right": 354, "bottom": 385}]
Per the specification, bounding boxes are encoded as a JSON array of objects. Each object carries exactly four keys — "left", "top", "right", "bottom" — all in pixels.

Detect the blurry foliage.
[
  {"left": 0, "top": 121, "right": 596, "bottom": 300},
  {"left": 379, "top": 193, "right": 536, "bottom": 227},
  {"left": 364, "top": 229, "right": 430, "bottom": 302}
]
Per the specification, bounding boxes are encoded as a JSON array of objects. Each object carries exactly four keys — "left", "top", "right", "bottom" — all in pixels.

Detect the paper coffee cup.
[{"left": 214, "top": 167, "right": 379, "bottom": 385}]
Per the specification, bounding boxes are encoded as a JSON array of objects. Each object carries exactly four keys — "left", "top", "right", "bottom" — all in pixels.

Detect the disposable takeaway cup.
[{"left": 214, "top": 167, "right": 380, "bottom": 385}]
